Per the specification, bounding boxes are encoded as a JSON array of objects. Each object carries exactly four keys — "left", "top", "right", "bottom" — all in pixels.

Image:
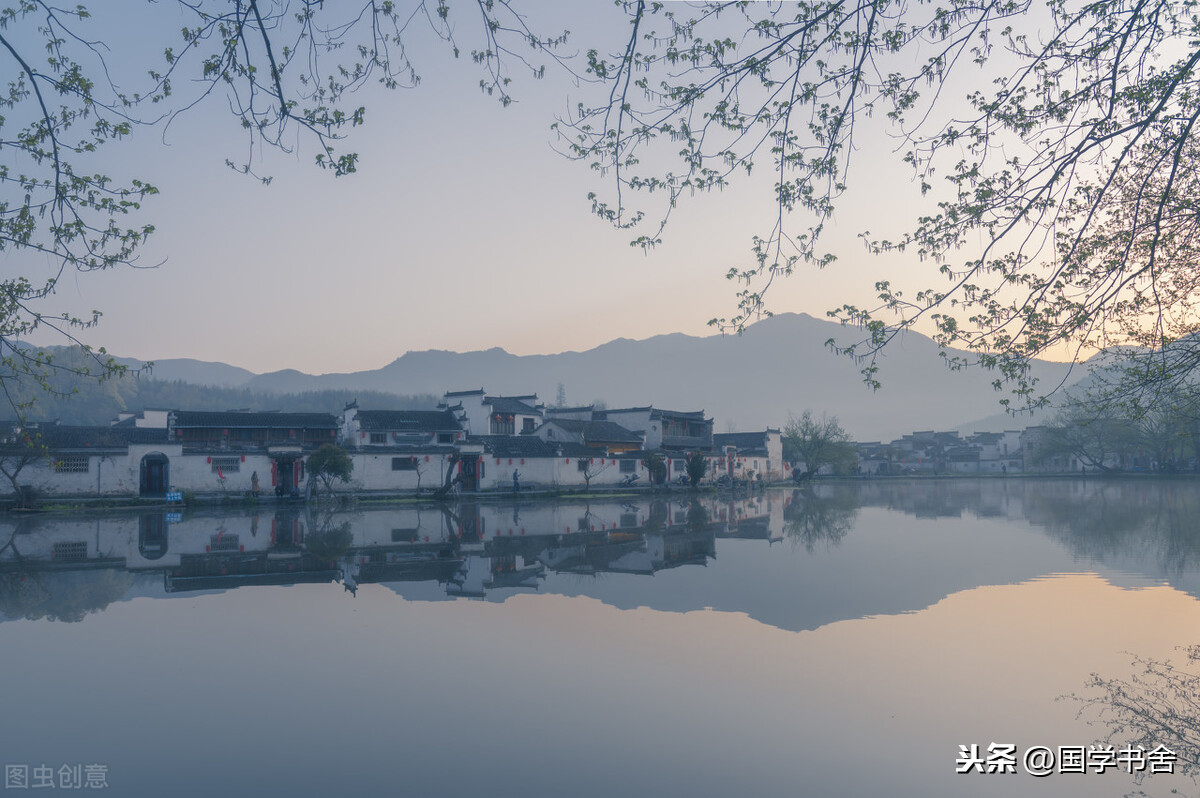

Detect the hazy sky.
[{"left": 14, "top": 2, "right": 1033, "bottom": 376}]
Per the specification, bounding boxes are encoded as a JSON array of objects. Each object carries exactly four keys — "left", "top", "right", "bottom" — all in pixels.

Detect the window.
[
  {"left": 522, "top": 417, "right": 535, "bottom": 433},
  {"left": 392, "top": 457, "right": 418, "bottom": 471},
  {"left": 577, "top": 459, "right": 590, "bottom": 472},
  {"left": 437, "top": 432, "right": 454, "bottom": 444},
  {"left": 620, "top": 513, "right": 638, "bottom": 528},
  {"left": 211, "top": 456, "right": 240, "bottom": 474},
  {"left": 52, "top": 541, "right": 87, "bottom": 561},
  {"left": 619, "top": 459, "right": 636, "bottom": 473},
  {"left": 490, "top": 418, "right": 515, "bottom": 435},
  {"left": 209, "top": 533, "right": 240, "bottom": 552},
  {"left": 54, "top": 456, "right": 88, "bottom": 474},
  {"left": 369, "top": 433, "right": 386, "bottom": 444},
  {"left": 391, "top": 528, "right": 419, "bottom": 542}
]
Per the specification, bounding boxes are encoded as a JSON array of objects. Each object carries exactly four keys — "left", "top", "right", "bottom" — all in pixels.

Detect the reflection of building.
[{"left": 0, "top": 495, "right": 789, "bottom": 611}]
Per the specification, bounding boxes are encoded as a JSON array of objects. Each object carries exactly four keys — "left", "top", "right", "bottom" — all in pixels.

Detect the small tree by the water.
[
  {"left": 307, "top": 445, "right": 354, "bottom": 497},
  {"left": 643, "top": 451, "right": 667, "bottom": 485},
  {"left": 784, "top": 411, "right": 857, "bottom": 479},
  {"left": 685, "top": 451, "right": 708, "bottom": 487}
]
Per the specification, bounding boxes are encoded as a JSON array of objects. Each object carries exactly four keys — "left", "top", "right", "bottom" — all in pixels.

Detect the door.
[{"left": 140, "top": 453, "right": 169, "bottom": 496}]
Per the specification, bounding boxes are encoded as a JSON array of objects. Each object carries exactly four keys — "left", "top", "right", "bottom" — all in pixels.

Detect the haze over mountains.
[{"left": 118, "top": 313, "right": 1081, "bottom": 441}]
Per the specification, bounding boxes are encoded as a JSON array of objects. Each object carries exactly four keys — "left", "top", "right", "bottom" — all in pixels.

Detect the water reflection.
[
  {"left": 6, "top": 480, "right": 1200, "bottom": 623},
  {"left": 3, "top": 480, "right": 1200, "bottom": 798}
]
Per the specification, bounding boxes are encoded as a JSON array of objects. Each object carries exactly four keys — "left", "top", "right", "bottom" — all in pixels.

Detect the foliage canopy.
[
  {"left": 564, "top": 0, "right": 1200, "bottom": 404},
  {"left": 307, "top": 443, "right": 354, "bottom": 494},
  {"left": 783, "top": 410, "right": 857, "bottom": 476},
  {"left": 8, "top": 0, "right": 1200, "bottom": 414}
]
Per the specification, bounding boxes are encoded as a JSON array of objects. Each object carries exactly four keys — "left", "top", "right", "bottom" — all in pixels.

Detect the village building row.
[{"left": 0, "top": 389, "right": 787, "bottom": 500}]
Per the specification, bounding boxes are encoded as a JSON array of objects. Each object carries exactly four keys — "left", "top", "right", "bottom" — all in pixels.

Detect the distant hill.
[
  {"left": 114, "top": 357, "right": 257, "bottom": 388},
  {"left": 84, "top": 313, "right": 1083, "bottom": 441}
]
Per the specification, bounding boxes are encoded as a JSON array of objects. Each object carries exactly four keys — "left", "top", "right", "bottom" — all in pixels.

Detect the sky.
[{"left": 10, "top": 1, "right": 1063, "bottom": 377}]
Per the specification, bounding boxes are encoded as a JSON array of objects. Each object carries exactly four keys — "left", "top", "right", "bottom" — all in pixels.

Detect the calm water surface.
[{"left": 2, "top": 479, "right": 1199, "bottom": 797}]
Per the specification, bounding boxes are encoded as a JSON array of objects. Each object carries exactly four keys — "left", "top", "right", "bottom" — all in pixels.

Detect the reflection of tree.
[
  {"left": 1075, "top": 646, "right": 1200, "bottom": 782},
  {"left": 783, "top": 488, "right": 859, "bottom": 553},
  {"left": 1029, "top": 482, "right": 1200, "bottom": 576},
  {"left": 686, "top": 501, "right": 709, "bottom": 532},
  {"left": 304, "top": 522, "right": 353, "bottom": 560},
  {"left": 644, "top": 500, "right": 669, "bottom": 533},
  {"left": 0, "top": 568, "right": 134, "bottom": 622}
]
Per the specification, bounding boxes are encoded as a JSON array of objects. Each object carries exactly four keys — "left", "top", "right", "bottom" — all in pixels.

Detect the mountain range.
[{"left": 113, "top": 313, "right": 1083, "bottom": 441}]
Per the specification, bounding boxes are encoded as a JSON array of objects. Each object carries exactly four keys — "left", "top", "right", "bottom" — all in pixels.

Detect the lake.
[{"left": 1, "top": 479, "right": 1198, "bottom": 797}]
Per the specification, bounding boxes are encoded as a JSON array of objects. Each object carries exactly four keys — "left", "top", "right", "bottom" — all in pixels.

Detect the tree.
[
  {"left": 306, "top": 444, "right": 354, "bottom": 497},
  {"left": 565, "top": 1, "right": 1200, "bottom": 404},
  {"left": 12, "top": 0, "right": 1200, "bottom": 413},
  {"left": 0, "top": 429, "right": 44, "bottom": 508},
  {"left": 684, "top": 450, "right": 707, "bottom": 487},
  {"left": 783, "top": 411, "right": 857, "bottom": 479},
  {"left": 1075, "top": 646, "right": 1200, "bottom": 781},
  {"left": 642, "top": 450, "right": 666, "bottom": 486},
  {"left": 0, "top": 1, "right": 566, "bottom": 415},
  {"left": 1037, "top": 403, "right": 1140, "bottom": 473},
  {"left": 576, "top": 457, "right": 610, "bottom": 491}
]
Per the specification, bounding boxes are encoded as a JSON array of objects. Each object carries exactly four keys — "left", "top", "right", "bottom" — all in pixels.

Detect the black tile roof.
[
  {"left": 484, "top": 396, "right": 541, "bottom": 416},
  {"left": 473, "top": 436, "right": 561, "bottom": 459},
  {"left": 545, "top": 405, "right": 594, "bottom": 414},
  {"left": 601, "top": 406, "right": 709, "bottom": 422},
  {"left": 357, "top": 409, "right": 461, "bottom": 433},
  {"left": 17, "top": 424, "right": 168, "bottom": 449},
  {"left": 172, "top": 411, "right": 338, "bottom": 429},
  {"left": 713, "top": 431, "right": 773, "bottom": 449},
  {"left": 543, "top": 419, "right": 643, "bottom": 445}
]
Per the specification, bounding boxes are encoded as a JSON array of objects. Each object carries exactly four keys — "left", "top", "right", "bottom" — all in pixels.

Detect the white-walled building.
[{"left": 442, "top": 389, "right": 544, "bottom": 436}]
